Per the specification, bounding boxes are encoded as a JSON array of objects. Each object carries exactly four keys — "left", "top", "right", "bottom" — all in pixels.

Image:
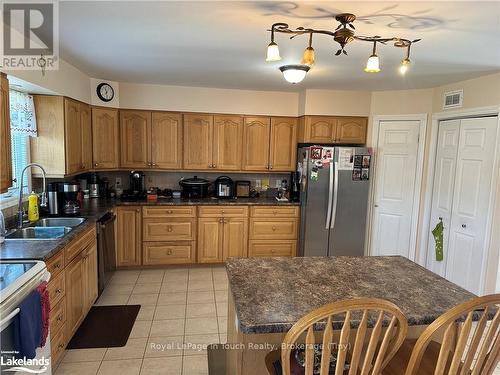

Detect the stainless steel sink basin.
[
  {"left": 35, "top": 217, "right": 86, "bottom": 228},
  {"left": 5, "top": 226, "right": 73, "bottom": 240}
]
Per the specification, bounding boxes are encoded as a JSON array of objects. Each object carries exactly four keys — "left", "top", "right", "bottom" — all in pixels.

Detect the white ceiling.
[{"left": 58, "top": 1, "right": 500, "bottom": 91}]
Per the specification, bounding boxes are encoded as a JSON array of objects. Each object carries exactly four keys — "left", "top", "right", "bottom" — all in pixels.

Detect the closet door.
[
  {"left": 445, "top": 116, "right": 498, "bottom": 294},
  {"left": 426, "top": 120, "right": 460, "bottom": 277}
]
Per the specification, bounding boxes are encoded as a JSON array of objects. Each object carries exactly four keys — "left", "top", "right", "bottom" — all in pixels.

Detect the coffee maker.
[
  {"left": 129, "top": 171, "right": 145, "bottom": 193},
  {"left": 61, "top": 182, "right": 80, "bottom": 215}
]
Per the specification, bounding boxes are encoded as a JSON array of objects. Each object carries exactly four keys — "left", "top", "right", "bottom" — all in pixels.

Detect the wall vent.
[{"left": 443, "top": 90, "right": 463, "bottom": 109}]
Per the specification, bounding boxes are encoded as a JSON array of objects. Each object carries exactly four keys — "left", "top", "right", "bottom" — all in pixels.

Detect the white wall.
[
  {"left": 300, "top": 89, "right": 372, "bottom": 116},
  {"left": 90, "top": 78, "right": 120, "bottom": 107}
]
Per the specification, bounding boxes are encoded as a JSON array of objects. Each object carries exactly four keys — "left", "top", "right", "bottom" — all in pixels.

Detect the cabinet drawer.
[
  {"left": 250, "top": 206, "right": 299, "bottom": 218},
  {"left": 143, "top": 206, "right": 196, "bottom": 218},
  {"left": 143, "top": 242, "right": 195, "bottom": 265},
  {"left": 46, "top": 250, "right": 65, "bottom": 277},
  {"left": 65, "top": 226, "right": 96, "bottom": 263},
  {"left": 248, "top": 240, "right": 296, "bottom": 257},
  {"left": 48, "top": 271, "right": 65, "bottom": 307},
  {"left": 198, "top": 206, "right": 248, "bottom": 217},
  {"left": 51, "top": 325, "right": 66, "bottom": 366},
  {"left": 49, "top": 298, "right": 66, "bottom": 337},
  {"left": 143, "top": 218, "right": 196, "bottom": 241},
  {"left": 249, "top": 218, "right": 298, "bottom": 240}
]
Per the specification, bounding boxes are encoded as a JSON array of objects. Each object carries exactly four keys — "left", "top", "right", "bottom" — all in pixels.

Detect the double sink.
[{"left": 5, "top": 217, "right": 87, "bottom": 240}]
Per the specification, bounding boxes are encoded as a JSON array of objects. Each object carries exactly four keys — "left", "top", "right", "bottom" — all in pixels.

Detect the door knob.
[{"left": 462, "top": 224, "right": 467, "bottom": 228}]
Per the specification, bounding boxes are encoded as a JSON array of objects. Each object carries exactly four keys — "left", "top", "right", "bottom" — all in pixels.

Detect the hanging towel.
[
  {"left": 36, "top": 281, "right": 50, "bottom": 346},
  {"left": 13, "top": 290, "right": 42, "bottom": 359},
  {"left": 432, "top": 220, "right": 444, "bottom": 262}
]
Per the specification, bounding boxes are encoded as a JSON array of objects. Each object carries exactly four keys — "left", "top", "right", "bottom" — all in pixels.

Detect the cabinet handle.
[
  {"left": 94, "top": 163, "right": 99, "bottom": 167},
  {"left": 136, "top": 209, "right": 140, "bottom": 213},
  {"left": 167, "top": 249, "right": 173, "bottom": 255},
  {"left": 208, "top": 164, "right": 212, "bottom": 168},
  {"left": 57, "top": 314, "right": 63, "bottom": 321},
  {"left": 271, "top": 249, "right": 276, "bottom": 254},
  {"left": 219, "top": 218, "right": 223, "bottom": 223},
  {"left": 167, "top": 210, "right": 173, "bottom": 214},
  {"left": 58, "top": 344, "right": 65, "bottom": 349},
  {"left": 272, "top": 226, "right": 277, "bottom": 231},
  {"left": 167, "top": 226, "right": 173, "bottom": 232},
  {"left": 152, "top": 163, "right": 157, "bottom": 167},
  {"left": 269, "top": 165, "right": 273, "bottom": 170},
  {"left": 54, "top": 263, "right": 61, "bottom": 269},
  {"left": 55, "top": 288, "right": 62, "bottom": 294}
]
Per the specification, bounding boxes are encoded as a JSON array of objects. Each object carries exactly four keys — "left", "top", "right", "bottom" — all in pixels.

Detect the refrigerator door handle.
[
  {"left": 325, "top": 161, "right": 334, "bottom": 229},
  {"left": 330, "top": 161, "right": 339, "bottom": 229}
]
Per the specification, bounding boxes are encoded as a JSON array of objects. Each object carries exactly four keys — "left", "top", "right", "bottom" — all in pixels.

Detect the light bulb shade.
[
  {"left": 279, "top": 65, "right": 310, "bottom": 84},
  {"left": 302, "top": 47, "right": 315, "bottom": 66},
  {"left": 399, "top": 58, "right": 410, "bottom": 75},
  {"left": 266, "top": 42, "right": 281, "bottom": 62},
  {"left": 364, "top": 54, "right": 381, "bottom": 73}
]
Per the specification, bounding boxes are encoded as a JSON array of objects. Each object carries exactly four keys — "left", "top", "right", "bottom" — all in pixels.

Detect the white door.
[
  {"left": 445, "top": 117, "right": 498, "bottom": 294},
  {"left": 426, "top": 120, "right": 460, "bottom": 276},
  {"left": 371, "top": 120, "right": 421, "bottom": 259}
]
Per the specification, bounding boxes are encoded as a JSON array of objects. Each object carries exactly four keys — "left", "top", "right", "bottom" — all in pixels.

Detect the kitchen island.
[{"left": 225, "top": 256, "right": 476, "bottom": 375}]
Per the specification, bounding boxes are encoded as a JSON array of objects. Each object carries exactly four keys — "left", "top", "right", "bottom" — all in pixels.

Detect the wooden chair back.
[
  {"left": 281, "top": 298, "right": 408, "bottom": 375},
  {"left": 404, "top": 294, "right": 500, "bottom": 375}
]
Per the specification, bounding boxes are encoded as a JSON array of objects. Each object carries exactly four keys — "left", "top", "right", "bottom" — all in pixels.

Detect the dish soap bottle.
[{"left": 28, "top": 191, "right": 39, "bottom": 222}]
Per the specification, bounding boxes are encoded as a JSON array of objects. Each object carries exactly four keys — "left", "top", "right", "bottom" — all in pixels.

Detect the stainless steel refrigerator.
[{"left": 298, "top": 146, "right": 372, "bottom": 257}]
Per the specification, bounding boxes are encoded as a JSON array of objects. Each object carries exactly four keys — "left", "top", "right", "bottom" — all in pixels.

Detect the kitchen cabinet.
[
  {"left": 82, "top": 242, "right": 98, "bottom": 309},
  {"left": 298, "top": 115, "right": 367, "bottom": 144},
  {"left": 270, "top": 117, "right": 297, "bottom": 171},
  {"left": 65, "top": 99, "right": 92, "bottom": 175},
  {"left": 213, "top": 115, "right": 243, "bottom": 170},
  {"left": 116, "top": 206, "right": 142, "bottom": 267},
  {"left": 242, "top": 117, "right": 271, "bottom": 171},
  {"left": 119, "top": 110, "right": 150, "bottom": 168},
  {"left": 65, "top": 254, "right": 85, "bottom": 339},
  {"left": 0, "top": 73, "right": 12, "bottom": 193},
  {"left": 197, "top": 217, "right": 223, "bottom": 263},
  {"left": 183, "top": 113, "right": 213, "bottom": 169},
  {"left": 336, "top": 117, "right": 367, "bottom": 144},
  {"left": 151, "top": 112, "right": 182, "bottom": 169},
  {"left": 92, "top": 107, "right": 120, "bottom": 169}
]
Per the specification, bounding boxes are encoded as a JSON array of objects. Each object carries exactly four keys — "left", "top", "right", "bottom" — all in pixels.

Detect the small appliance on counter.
[
  {"left": 47, "top": 182, "right": 60, "bottom": 215},
  {"left": 130, "top": 171, "right": 145, "bottom": 193},
  {"left": 61, "top": 181, "right": 81, "bottom": 215},
  {"left": 179, "top": 176, "right": 210, "bottom": 198},
  {"left": 290, "top": 172, "right": 300, "bottom": 202},
  {"left": 214, "top": 176, "right": 234, "bottom": 198},
  {"left": 235, "top": 181, "right": 251, "bottom": 198},
  {"left": 89, "top": 173, "right": 100, "bottom": 198}
]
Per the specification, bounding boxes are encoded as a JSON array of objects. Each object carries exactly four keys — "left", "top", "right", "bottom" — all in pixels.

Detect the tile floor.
[{"left": 55, "top": 266, "right": 228, "bottom": 375}]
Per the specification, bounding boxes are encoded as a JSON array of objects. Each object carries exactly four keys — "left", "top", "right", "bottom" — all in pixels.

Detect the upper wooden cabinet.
[
  {"left": 298, "top": 115, "right": 367, "bottom": 145},
  {"left": 151, "top": 112, "right": 182, "bottom": 169},
  {"left": 0, "top": 73, "right": 12, "bottom": 193},
  {"left": 183, "top": 114, "right": 213, "bottom": 170},
  {"left": 213, "top": 115, "right": 243, "bottom": 170},
  {"left": 92, "top": 107, "right": 119, "bottom": 169},
  {"left": 32, "top": 96, "right": 92, "bottom": 177},
  {"left": 243, "top": 116, "right": 297, "bottom": 172},
  {"left": 120, "top": 110, "right": 150, "bottom": 169}
]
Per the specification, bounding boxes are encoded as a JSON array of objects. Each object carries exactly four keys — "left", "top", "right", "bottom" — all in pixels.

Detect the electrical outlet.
[{"left": 115, "top": 177, "right": 122, "bottom": 187}]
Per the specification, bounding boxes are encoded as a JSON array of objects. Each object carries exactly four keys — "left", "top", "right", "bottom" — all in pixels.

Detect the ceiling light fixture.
[
  {"left": 279, "top": 65, "right": 310, "bottom": 84},
  {"left": 399, "top": 45, "right": 412, "bottom": 75},
  {"left": 266, "top": 13, "right": 420, "bottom": 82}
]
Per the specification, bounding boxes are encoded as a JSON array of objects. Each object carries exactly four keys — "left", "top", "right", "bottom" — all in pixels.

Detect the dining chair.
[
  {"left": 265, "top": 297, "right": 408, "bottom": 375},
  {"left": 384, "top": 293, "right": 500, "bottom": 375}
]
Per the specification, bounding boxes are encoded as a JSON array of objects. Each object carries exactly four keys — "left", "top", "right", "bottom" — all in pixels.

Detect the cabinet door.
[
  {"left": 336, "top": 117, "right": 367, "bottom": 144},
  {"left": 116, "top": 207, "right": 142, "bottom": 267},
  {"left": 64, "top": 98, "right": 83, "bottom": 175},
  {"left": 120, "top": 110, "right": 150, "bottom": 168},
  {"left": 197, "top": 218, "right": 223, "bottom": 263},
  {"left": 270, "top": 117, "right": 297, "bottom": 171},
  {"left": 151, "top": 112, "right": 182, "bottom": 169},
  {"left": 304, "top": 116, "right": 337, "bottom": 143},
  {"left": 242, "top": 117, "right": 271, "bottom": 171},
  {"left": 92, "top": 108, "right": 119, "bottom": 169},
  {"left": 80, "top": 103, "right": 92, "bottom": 171},
  {"left": 0, "top": 74, "right": 12, "bottom": 193},
  {"left": 65, "top": 255, "right": 85, "bottom": 338},
  {"left": 222, "top": 218, "right": 248, "bottom": 260},
  {"left": 183, "top": 114, "right": 213, "bottom": 170},
  {"left": 82, "top": 242, "right": 98, "bottom": 309},
  {"left": 213, "top": 115, "right": 243, "bottom": 170}
]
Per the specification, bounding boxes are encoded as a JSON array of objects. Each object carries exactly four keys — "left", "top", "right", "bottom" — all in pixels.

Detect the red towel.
[{"left": 36, "top": 281, "right": 50, "bottom": 347}]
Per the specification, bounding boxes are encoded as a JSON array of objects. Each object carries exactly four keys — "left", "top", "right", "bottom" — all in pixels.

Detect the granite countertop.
[
  {"left": 116, "top": 197, "right": 300, "bottom": 206},
  {"left": 226, "top": 256, "right": 477, "bottom": 334}
]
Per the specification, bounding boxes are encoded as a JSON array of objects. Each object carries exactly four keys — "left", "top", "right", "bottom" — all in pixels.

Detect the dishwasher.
[{"left": 96, "top": 212, "right": 116, "bottom": 296}]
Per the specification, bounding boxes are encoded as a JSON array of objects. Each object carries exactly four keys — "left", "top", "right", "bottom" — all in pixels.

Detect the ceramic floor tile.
[
  {"left": 145, "top": 336, "right": 184, "bottom": 358},
  {"left": 150, "top": 319, "right": 185, "bottom": 336},
  {"left": 95, "top": 294, "right": 129, "bottom": 306},
  {"left": 138, "top": 271, "right": 165, "bottom": 283},
  {"left": 214, "top": 290, "right": 228, "bottom": 303},
  {"left": 163, "top": 272, "right": 189, "bottom": 282},
  {"left": 160, "top": 281, "right": 188, "bottom": 294},
  {"left": 132, "top": 283, "right": 162, "bottom": 295},
  {"left": 154, "top": 304, "right": 186, "bottom": 320},
  {"left": 136, "top": 306, "right": 156, "bottom": 321},
  {"left": 140, "top": 357, "right": 182, "bottom": 375},
  {"left": 55, "top": 361, "right": 101, "bottom": 375},
  {"left": 213, "top": 281, "right": 228, "bottom": 291},
  {"left": 187, "top": 291, "right": 214, "bottom": 304},
  {"left": 103, "top": 337, "right": 148, "bottom": 360},
  {"left": 128, "top": 293, "right": 159, "bottom": 306},
  {"left": 183, "top": 334, "right": 219, "bottom": 356},
  {"left": 182, "top": 354, "right": 209, "bottom": 375},
  {"left": 185, "top": 317, "right": 219, "bottom": 335},
  {"left": 188, "top": 280, "right": 214, "bottom": 292},
  {"left": 129, "top": 320, "right": 153, "bottom": 338},
  {"left": 62, "top": 348, "right": 107, "bottom": 363},
  {"left": 186, "top": 303, "right": 216, "bottom": 319},
  {"left": 110, "top": 273, "right": 140, "bottom": 285},
  {"left": 216, "top": 302, "right": 228, "bottom": 317},
  {"left": 98, "top": 359, "right": 142, "bottom": 375},
  {"left": 101, "top": 283, "right": 135, "bottom": 296},
  {"left": 157, "top": 292, "right": 187, "bottom": 306},
  {"left": 218, "top": 317, "right": 227, "bottom": 333}
]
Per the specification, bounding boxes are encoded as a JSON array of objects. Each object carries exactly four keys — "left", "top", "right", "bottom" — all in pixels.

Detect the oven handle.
[{"left": 0, "top": 308, "right": 20, "bottom": 331}]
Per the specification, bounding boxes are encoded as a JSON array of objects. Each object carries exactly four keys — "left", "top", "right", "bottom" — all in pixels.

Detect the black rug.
[{"left": 67, "top": 305, "right": 140, "bottom": 349}]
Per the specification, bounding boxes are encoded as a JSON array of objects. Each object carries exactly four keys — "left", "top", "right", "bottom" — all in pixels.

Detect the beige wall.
[
  {"left": 90, "top": 78, "right": 120, "bottom": 107},
  {"left": 300, "top": 89, "right": 372, "bottom": 116}
]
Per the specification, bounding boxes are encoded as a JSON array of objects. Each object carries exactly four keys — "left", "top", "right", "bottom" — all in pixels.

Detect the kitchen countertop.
[
  {"left": 225, "top": 256, "right": 477, "bottom": 334},
  {"left": 116, "top": 197, "right": 300, "bottom": 206}
]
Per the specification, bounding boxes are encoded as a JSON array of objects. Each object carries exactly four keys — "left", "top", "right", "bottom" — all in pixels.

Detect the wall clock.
[{"left": 96, "top": 82, "right": 114, "bottom": 102}]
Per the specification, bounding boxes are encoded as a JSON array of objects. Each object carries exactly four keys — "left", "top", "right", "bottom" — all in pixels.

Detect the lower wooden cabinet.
[
  {"left": 143, "top": 242, "right": 195, "bottom": 265},
  {"left": 65, "top": 254, "right": 86, "bottom": 338},
  {"left": 248, "top": 240, "right": 297, "bottom": 257},
  {"left": 115, "top": 206, "right": 142, "bottom": 266}
]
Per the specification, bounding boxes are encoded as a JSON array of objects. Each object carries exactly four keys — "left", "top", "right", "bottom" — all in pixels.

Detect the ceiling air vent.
[{"left": 443, "top": 90, "right": 463, "bottom": 109}]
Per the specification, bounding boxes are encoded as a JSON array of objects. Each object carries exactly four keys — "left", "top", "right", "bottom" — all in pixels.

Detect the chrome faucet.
[{"left": 17, "top": 163, "right": 47, "bottom": 228}]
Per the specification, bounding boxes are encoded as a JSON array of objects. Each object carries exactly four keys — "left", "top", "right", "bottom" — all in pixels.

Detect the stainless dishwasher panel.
[{"left": 97, "top": 212, "right": 116, "bottom": 296}]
